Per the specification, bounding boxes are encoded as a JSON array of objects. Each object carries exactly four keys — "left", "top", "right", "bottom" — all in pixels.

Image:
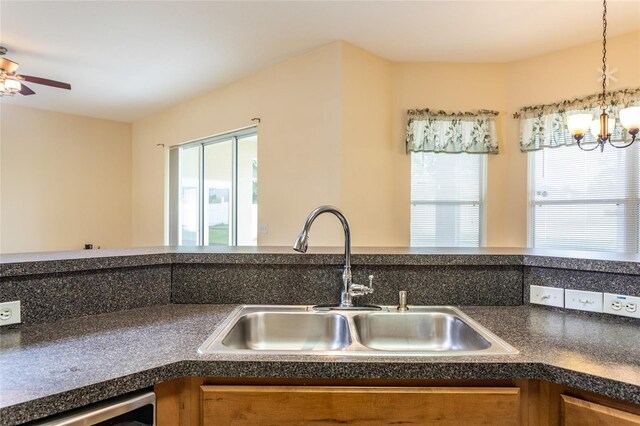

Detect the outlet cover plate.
[
  {"left": 603, "top": 293, "right": 640, "bottom": 319},
  {"left": 565, "top": 289, "right": 603, "bottom": 313},
  {"left": 0, "top": 300, "right": 21, "bottom": 326},
  {"left": 530, "top": 285, "right": 564, "bottom": 308}
]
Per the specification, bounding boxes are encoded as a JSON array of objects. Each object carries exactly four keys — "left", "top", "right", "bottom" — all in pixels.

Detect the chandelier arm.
[
  {"left": 608, "top": 135, "right": 636, "bottom": 149},
  {"left": 576, "top": 140, "right": 603, "bottom": 152}
]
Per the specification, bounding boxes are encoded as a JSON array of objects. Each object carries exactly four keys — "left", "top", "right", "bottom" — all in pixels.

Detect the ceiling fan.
[{"left": 0, "top": 46, "right": 71, "bottom": 97}]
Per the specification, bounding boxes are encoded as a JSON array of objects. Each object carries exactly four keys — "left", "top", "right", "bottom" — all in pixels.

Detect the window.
[
  {"left": 529, "top": 143, "right": 639, "bottom": 253},
  {"left": 169, "top": 129, "right": 258, "bottom": 246},
  {"left": 410, "top": 152, "right": 486, "bottom": 247}
]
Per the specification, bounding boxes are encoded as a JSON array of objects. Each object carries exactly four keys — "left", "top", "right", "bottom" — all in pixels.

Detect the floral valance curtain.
[
  {"left": 406, "top": 109, "right": 499, "bottom": 154},
  {"left": 517, "top": 88, "right": 640, "bottom": 152}
]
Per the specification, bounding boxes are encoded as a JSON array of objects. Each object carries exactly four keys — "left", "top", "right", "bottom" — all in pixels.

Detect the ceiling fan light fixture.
[
  {"left": 0, "top": 78, "right": 21, "bottom": 96},
  {"left": 5, "top": 78, "right": 21, "bottom": 92}
]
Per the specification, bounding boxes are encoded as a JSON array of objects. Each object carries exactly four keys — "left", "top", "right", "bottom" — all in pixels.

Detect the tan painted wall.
[
  {"left": 370, "top": 31, "right": 639, "bottom": 248},
  {"left": 0, "top": 104, "right": 132, "bottom": 253},
  {"left": 503, "top": 30, "right": 640, "bottom": 247},
  {"left": 131, "top": 32, "right": 639, "bottom": 248},
  {"left": 132, "top": 42, "right": 343, "bottom": 247},
  {"left": 390, "top": 61, "right": 509, "bottom": 246},
  {"left": 3, "top": 34, "right": 636, "bottom": 253},
  {"left": 340, "top": 43, "right": 397, "bottom": 246}
]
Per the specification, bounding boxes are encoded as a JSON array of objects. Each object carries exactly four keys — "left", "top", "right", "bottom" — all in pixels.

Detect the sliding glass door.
[
  {"left": 204, "top": 139, "right": 233, "bottom": 245},
  {"left": 170, "top": 129, "right": 257, "bottom": 246}
]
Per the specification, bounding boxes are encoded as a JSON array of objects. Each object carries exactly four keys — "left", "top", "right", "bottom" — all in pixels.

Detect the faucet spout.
[
  {"left": 293, "top": 205, "right": 351, "bottom": 266},
  {"left": 293, "top": 205, "right": 372, "bottom": 309},
  {"left": 292, "top": 230, "right": 309, "bottom": 253}
]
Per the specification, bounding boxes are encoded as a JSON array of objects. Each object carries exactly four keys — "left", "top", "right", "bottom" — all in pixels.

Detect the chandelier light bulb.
[
  {"left": 619, "top": 106, "right": 640, "bottom": 132},
  {"left": 567, "top": 114, "right": 593, "bottom": 139}
]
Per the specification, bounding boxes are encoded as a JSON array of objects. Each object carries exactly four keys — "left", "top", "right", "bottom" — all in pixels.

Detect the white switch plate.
[
  {"left": 603, "top": 293, "right": 640, "bottom": 319},
  {"left": 565, "top": 289, "right": 603, "bottom": 313},
  {"left": 0, "top": 300, "right": 21, "bottom": 326},
  {"left": 530, "top": 285, "right": 564, "bottom": 308}
]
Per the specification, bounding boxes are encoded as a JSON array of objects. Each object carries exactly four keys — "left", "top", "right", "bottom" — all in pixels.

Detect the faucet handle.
[{"left": 349, "top": 275, "right": 374, "bottom": 297}]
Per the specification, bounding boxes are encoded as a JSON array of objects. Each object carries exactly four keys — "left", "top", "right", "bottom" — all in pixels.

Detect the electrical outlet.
[
  {"left": 258, "top": 223, "right": 268, "bottom": 234},
  {"left": 565, "top": 289, "right": 603, "bottom": 313},
  {"left": 0, "top": 300, "right": 21, "bottom": 326},
  {"left": 603, "top": 293, "right": 640, "bottom": 319},
  {"left": 530, "top": 285, "right": 564, "bottom": 308}
]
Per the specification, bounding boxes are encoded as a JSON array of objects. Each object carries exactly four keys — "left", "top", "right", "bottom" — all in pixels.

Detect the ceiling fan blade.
[
  {"left": 19, "top": 83, "right": 36, "bottom": 96},
  {"left": 20, "top": 75, "right": 71, "bottom": 90}
]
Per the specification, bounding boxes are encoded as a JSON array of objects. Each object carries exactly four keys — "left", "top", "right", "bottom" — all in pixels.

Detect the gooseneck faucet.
[{"left": 293, "top": 205, "right": 375, "bottom": 309}]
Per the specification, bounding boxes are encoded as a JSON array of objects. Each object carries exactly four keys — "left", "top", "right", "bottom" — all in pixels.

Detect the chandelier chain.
[{"left": 600, "top": 0, "right": 608, "bottom": 108}]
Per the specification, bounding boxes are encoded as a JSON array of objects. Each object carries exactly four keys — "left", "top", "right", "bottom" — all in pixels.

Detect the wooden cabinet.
[
  {"left": 561, "top": 394, "right": 640, "bottom": 426},
  {"left": 155, "top": 378, "right": 640, "bottom": 426},
  {"left": 200, "top": 385, "right": 521, "bottom": 425}
]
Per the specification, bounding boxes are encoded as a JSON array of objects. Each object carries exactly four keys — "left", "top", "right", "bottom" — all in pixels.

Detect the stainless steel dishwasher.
[{"left": 35, "top": 391, "right": 155, "bottom": 425}]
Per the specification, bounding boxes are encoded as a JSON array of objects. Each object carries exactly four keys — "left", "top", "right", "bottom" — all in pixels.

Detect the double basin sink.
[{"left": 198, "top": 305, "right": 518, "bottom": 356}]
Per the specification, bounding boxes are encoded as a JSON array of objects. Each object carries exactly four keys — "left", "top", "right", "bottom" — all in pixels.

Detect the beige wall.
[
  {"left": 502, "top": 31, "right": 640, "bottom": 247},
  {"left": 3, "top": 34, "right": 636, "bottom": 253},
  {"left": 131, "top": 32, "right": 640, "bottom": 248},
  {"left": 0, "top": 105, "right": 132, "bottom": 253},
  {"left": 340, "top": 43, "right": 396, "bottom": 246},
  {"left": 390, "top": 61, "right": 508, "bottom": 246},
  {"left": 132, "top": 42, "right": 344, "bottom": 247},
  {"left": 338, "top": 45, "right": 510, "bottom": 246}
]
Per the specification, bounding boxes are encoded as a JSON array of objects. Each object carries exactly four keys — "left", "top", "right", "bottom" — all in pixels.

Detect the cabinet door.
[
  {"left": 200, "top": 385, "right": 521, "bottom": 425},
  {"left": 561, "top": 395, "right": 640, "bottom": 426}
]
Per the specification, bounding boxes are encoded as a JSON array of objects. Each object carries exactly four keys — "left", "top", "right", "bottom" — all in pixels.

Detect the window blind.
[
  {"left": 410, "top": 152, "right": 485, "bottom": 247},
  {"left": 529, "top": 143, "right": 640, "bottom": 253}
]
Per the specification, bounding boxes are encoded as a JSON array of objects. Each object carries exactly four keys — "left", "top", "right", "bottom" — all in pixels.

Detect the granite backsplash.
[{"left": 1, "top": 247, "right": 638, "bottom": 326}]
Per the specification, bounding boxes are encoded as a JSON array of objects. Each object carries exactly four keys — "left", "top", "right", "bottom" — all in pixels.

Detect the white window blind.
[
  {"left": 529, "top": 143, "right": 640, "bottom": 253},
  {"left": 410, "top": 152, "right": 485, "bottom": 247}
]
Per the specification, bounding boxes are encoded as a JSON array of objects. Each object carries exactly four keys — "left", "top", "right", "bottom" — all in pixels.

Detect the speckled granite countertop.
[
  {"left": 1, "top": 304, "right": 638, "bottom": 425},
  {"left": 2, "top": 246, "right": 639, "bottom": 276}
]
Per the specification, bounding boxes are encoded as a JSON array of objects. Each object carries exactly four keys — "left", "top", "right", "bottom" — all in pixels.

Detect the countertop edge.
[
  {"left": 1, "top": 247, "right": 639, "bottom": 277},
  {"left": 1, "top": 359, "right": 639, "bottom": 425}
]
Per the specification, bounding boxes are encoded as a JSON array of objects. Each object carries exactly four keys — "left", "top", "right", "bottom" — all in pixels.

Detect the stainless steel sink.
[
  {"left": 353, "top": 310, "right": 491, "bottom": 351},
  {"left": 222, "top": 312, "right": 351, "bottom": 351},
  {"left": 198, "top": 305, "right": 518, "bottom": 356}
]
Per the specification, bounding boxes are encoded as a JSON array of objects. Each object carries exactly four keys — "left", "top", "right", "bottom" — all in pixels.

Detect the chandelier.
[{"left": 566, "top": 0, "right": 640, "bottom": 152}]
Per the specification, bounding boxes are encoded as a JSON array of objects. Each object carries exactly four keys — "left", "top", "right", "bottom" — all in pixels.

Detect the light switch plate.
[
  {"left": 603, "top": 293, "right": 640, "bottom": 319},
  {"left": 565, "top": 289, "right": 603, "bottom": 313},
  {"left": 530, "top": 285, "right": 564, "bottom": 308}
]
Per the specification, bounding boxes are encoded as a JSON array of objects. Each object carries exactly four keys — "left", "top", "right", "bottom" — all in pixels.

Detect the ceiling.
[{"left": 1, "top": 1, "right": 639, "bottom": 123}]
